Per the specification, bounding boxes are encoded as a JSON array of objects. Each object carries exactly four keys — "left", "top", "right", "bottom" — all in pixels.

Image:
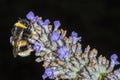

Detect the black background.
[{"left": 0, "top": 0, "right": 120, "bottom": 80}]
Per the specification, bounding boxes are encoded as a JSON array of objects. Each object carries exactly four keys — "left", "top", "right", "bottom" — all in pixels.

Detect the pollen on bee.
[{"left": 15, "top": 22, "right": 27, "bottom": 29}]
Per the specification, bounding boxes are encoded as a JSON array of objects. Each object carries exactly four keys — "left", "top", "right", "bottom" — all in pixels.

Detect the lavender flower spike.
[{"left": 10, "top": 11, "right": 120, "bottom": 80}]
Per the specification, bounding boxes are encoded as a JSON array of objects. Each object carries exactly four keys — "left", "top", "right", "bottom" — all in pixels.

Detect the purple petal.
[
  {"left": 72, "top": 36, "right": 82, "bottom": 44},
  {"left": 57, "top": 46, "right": 69, "bottom": 59},
  {"left": 110, "top": 54, "right": 120, "bottom": 65},
  {"left": 44, "top": 68, "right": 56, "bottom": 79},
  {"left": 64, "top": 51, "right": 70, "bottom": 58},
  {"left": 40, "top": 19, "right": 50, "bottom": 33},
  {"left": 54, "top": 20, "right": 61, "bottom": 31},
  {"left": 114, "top": 70, "right": 120, "bottom": 77},
  {"left": 38, "top": 19, "right": 44, "bottom": 25},
  {"left": 45, "top": 68, "right": 53, "bottom": 76},
  {"left": 71, "top": 31, "right": 82, "bottom": 44},
  {"left": 59, "top": 35, "right": 64, "bottom": 39},
  {"left": 33, "top": 42, "right": 41, "bottom": 53},
  {"left": 50, "top": 31, "right": 60, "bottom": 41},
  {"left": 42, "top": 74, "right": 47, "bottom": 80},
  {"left": 115, "top": 61, "right": 120, "bottom": 65},
  {"left": 42, "top": 19, "right": 50, "bottom": 26},
  {"left": 62, "top": 46, "right": 67, "bottom": 52},
  {"left": 111, "top": 54, "right": 118, "bottom": 61},
  {"left": 57, "top": 47, "right": 65, "bottom": 55},
  {"left": 26, "top": 11, "right": 35, "bottom": 20},
  {"left": 109, "top": 78, "right": 115, "bottom": 80},
  {"left": 10, "top": 36, "right": 13, "bottom": 43},
  {"left": 58, "top": 55, "right": 64, "bottom": 59},
  {"left": 71, "top": 31, "right": 78, "bottom": 37}
]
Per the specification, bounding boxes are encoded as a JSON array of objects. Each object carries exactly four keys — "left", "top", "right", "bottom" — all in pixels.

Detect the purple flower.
[
  {"left": 42, "top": 68, "right": 56, "bottom": 80},
  {"left": 33, "top": 42, "right": 44, "bottom": 53},
  {"left": 53, "top": 20, "right": 61, "bottom": 31},
  {"left": 110, "top": 54, "right": 120, "bottom": 65},
  {"left": 26, "top": 11, "right": 39, "bottom": 22},
  {"left": 111, "top": 54, "right": 118, "bottom": 60},
  {"left": 71, "top": 31, "right": 82, "bottom": 44},
  {"left": 38, "top": 19, "right": 50, "bottom": 33},
  {"left": 71, "top": 31, "right": 78, "bottom": 37},
  {"left": 50, "top": 31, "right": 63, "bottom": 42},
  {"left": 57, "top": 46, "right": 70, "bottom": 59},
  {"left": 26, "top": 11, "right": 35, "bottom": 21}
]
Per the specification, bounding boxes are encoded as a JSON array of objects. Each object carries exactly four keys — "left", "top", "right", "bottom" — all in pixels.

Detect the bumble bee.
[{"left": 11, "top": 19, "right": 33, "bottom": 57}]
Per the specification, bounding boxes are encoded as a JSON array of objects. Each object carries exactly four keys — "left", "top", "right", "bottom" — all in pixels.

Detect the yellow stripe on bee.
[
  {"left": 16, "top": 40, "right": 27, "bottom": 47},
  {"left": 15, "top": 22, "right": 27, "bottom": 29},
  {"left": 12, "top": 40, "right": 27, "bottom": 47}
]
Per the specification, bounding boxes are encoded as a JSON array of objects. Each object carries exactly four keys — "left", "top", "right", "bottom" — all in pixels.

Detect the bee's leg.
[
  {"left": 18, "top": 30, "right": 24, "bottom": 40},
  {"left": 13, "top": 48, "right": 17, "bottom": 58}
]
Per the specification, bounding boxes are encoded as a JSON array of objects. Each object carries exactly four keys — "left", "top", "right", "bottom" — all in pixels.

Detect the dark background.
[{"left": 0, "top": 0, "right": 120, "bottom": 80}]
